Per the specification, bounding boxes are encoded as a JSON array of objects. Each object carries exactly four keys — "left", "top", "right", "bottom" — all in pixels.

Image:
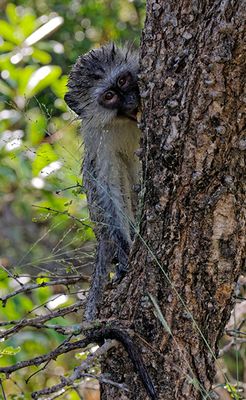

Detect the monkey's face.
[
  {"left": 97, "top": 70, "right": 139, "bottom": 123},
  {"left": 65, "top": 43, "right": 139, "bottom": 127}
]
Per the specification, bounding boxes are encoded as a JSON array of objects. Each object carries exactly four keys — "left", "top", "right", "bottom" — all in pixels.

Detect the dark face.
[
  {"left": 98, "top": 71, "right": 139, "bottom": 121},
  {"left": 64, "top": 44, "right": 139, "bottom": 126}
]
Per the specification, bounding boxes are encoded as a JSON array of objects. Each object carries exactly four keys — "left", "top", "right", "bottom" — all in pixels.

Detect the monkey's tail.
[{"left": 86, "top": 326, "right": 158, "bottom": 400}]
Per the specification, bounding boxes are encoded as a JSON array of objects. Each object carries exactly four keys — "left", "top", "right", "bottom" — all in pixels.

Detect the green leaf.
[
  {"left": 6, "top": 3, "right": 18, "bottom": 25},
  {"left": 32, "top": 143, "right": 58, "bottom": 176},
  {"left": 0, "top": 267, "right": 8, "bottom": 280},
  {"left": 19, "top": 14, "right": 36, "bottom": 37},
  {"left": 0, "top": 79, "right": 14, "bottom": 97},
  {"left": 225, "top": 384, "right": 242, "bottom": 400},
  {"left": 36, "top": 277, "right": 49, "bottom": 284},
  {"left": 0, "top": 346, "right": 21, "bottom": 356},
  {"left": 0, "top": 20, "right": 20, "bottom": 44},
  {"left": 17, "top": 65, "right": 36, "bottom": 96},
  {"left": 26, "top": 65, "right": 62, "bottom": 97},
  {"left": 26, "top": 110, "right": 46, "bottom": 145},
  {"left": 0, "top": 58, "right": 17, "bottom": 80},
  {"left": 75, "top": 351, "right": 88, "bottom": 360},
  {"left": 32, "top": 48, "right": 51, "bottom": 64},
  {"left": 0, "top": 41, "right": 14, "bottom": 52},
  {"left": 51, "top": 75, "right": 68, "bottom": 98}
]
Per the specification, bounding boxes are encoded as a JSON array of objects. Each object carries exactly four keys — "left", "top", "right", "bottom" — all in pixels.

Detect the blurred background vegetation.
[
  {"left": 0, "top": 1, "right": 145, "bottom": 398},
  {"left": 0, "top": 0, "right": 145, "bottom": 272},
  {"left": 0, "top": 1, "right": 245, "bottom": 399}
]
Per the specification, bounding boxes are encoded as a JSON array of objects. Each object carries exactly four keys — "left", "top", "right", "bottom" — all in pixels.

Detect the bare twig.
[
  {"left": 32, "top": 205, "right": 92, "bottom": 228},
  {"left": 0, "top": 337, "right": 92, "bottom": 376},
  {"left": 36, "top": 373, "right": 129, "bottom": 399},
  {"left": 31, "top": 340, "right": 124, "bottom": 399},
  {"left": 0, "top": 379, "right": 7, "bottom": 400},
  {"left": 219, "top": 338, "right": 246, "bottom": 357},
  {"left": 0, "top": 275, "right": 90, "bottom": 305},
  {"left": 36, "top": 372, "right": 129, "bottom": 400},
  {"left": 0, "top": 300, "right": 86, "bottom": 339}
]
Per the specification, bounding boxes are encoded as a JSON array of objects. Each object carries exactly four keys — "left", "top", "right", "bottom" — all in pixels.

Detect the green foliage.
[
  {"left": 0, "top": 272, "right": 79, "bottom": 397},
  {"left": 0, "top": 0, "right": 144, "bottom": 266},
  {"left": 225, "top": 383, "right": 243, "bottom": 400},
  {"left": 0, "top": 346, "right": 21, "bottom": 358},
  {"left": 1, "top": 2, "right": 243, "bottom": 399},
  {"left": 0, "top": 1, "right": 144, "bottom": 397},
  {"left": 0, "top": 2, "right": 92, "bottom": 268}
]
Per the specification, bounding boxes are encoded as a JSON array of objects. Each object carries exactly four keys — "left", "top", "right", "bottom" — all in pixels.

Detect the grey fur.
[{"left": 65, "top": 43, "right": 140, "bottom": 320}]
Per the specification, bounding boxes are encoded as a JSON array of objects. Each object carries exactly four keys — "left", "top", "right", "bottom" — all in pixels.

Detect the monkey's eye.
[
  {"left": 118, "top": 76, "right": 127, "bottom": 87},
  {"left": 117, "top": 73, "right": 131, "bottom": 89},
  {"left": 103, "top": 91, "right": 116, "bottom": 101}
]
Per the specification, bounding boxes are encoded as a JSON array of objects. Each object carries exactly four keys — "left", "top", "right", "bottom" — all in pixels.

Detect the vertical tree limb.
[{"left": 99, "top": 1, "right": 246, "bottom": 399}]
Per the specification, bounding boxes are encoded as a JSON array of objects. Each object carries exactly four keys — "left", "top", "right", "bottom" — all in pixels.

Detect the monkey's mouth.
[{"left": 125, "top": 108, "right": 138, "bottom": 121}]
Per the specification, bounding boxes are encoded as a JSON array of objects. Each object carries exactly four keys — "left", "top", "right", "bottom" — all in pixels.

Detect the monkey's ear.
[{"left": 64, "top": 92, "right": 79, "bottom": 115}]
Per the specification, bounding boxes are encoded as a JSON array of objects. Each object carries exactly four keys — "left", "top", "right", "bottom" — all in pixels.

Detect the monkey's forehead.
[
  {"left": 83, "top": 43, "right": 138, "bottom": 64},
  {"left": 75, "top": 44, "right": 138, "bottom": 76}
]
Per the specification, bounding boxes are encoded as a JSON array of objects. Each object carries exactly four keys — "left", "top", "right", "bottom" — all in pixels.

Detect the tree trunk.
[{"left": 99, "top": 1, "right": 246, "bottom": 399}]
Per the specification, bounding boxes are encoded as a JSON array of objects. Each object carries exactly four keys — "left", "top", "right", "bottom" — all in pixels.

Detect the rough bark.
[{"left": 99, "top": 1, "right": 246, "bottom": 399}]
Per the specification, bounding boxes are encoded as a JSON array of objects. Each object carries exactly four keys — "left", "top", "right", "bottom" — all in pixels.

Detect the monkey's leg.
[{"left": 85, "top": 240, "right": 115, "bottom": 321}]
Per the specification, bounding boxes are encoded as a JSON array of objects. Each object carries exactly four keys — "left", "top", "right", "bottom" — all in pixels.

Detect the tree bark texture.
[{"left": 100, "top": 1, "right": 246, "bottom": 399}]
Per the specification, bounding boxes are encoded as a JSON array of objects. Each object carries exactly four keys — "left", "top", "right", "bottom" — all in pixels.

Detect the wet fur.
[{"left": 65, "top": 44, "right": 140, "bottom": 320}]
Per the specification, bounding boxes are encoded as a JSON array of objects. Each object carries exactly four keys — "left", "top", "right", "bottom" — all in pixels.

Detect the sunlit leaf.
[
  {"left": 0, "top": 41, "right": 14, "bottom": 52},
  {"left": 19, "top": 14, "right": 36, "bottom": 38},
  {"left": 0, "top": 20, "right": 20, "bottom": 44},
  {"left": 51, "top": 75, "right": 68, "bottom": 98},
  {"left": 6, "top": 3, "right": 18, "bottom": 25},
  {"left": 24, "top": 16, "right": 64, "bottom": 46},
  {"left": 32, "top": 143, "right": 58, "bottom": 176},
  {"left": 0, "top": 266, "right": 8, "bottom": 280},
  {"left": 0, "top": 52, "right": 13, "bottom": 65},
  {"left": 0, "top": 58, "right": 17, "bottom": 80},
  {"left": 36, "top": 276, "right": 49, "bottom": 284},
  {"left": 0, "top": 346, "right": 21, "bottom": 356},
  {"left": 17, "top": 65, "right": 36, "bottom": 96},
  {"left": 0, "top": 79, "right": 14, "bottom": 97},
  {"left": 225, "top": 384, "right": 242, "bottom": 400},
  {"left": 26, "top": 65, "right": 62, "bottom": 97},
  {"left": 32, "top": 48, "right": 51, "bottom": 64},
  {"left": 26, "top": 109, "right": 47, "bottom": 145}
]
